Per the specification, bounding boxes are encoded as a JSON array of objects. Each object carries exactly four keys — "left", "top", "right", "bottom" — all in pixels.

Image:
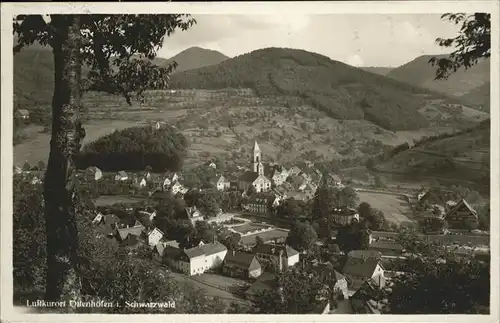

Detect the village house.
[
  {"left": 84, "top": 166, "right": 103, "bottom": 182},
  {"left": 116, "top": 224, "right": 146, "bottom": 245},
  {"left": 350, "top": 276, "right": 388, "bottom": 314},
  {"left": 270, "top": 165, "right": 289, "bottom": 187},
  {"left": 15, "top": 109, "right": 30, "bottom": 120},
  {"left": 171, "top": 181, "right": 188, "bottom": 196},
  {"left": 153, "top": 240, "right": 180, "bottom": 264},
  {"left": 165, "top": 241, "right": 228, "bottom": 276},
  {"left": 326, "top": 173, "right": 343, "bottom": 188},
  {"left": 288, "top": 175, "right": 307, "bottom": 191},
  {"left": 242, "top": 192, "right": 277, "bottom": 215},
  {"left": 418, "top": 189, "right": 445, "bottom": 208},
  {"left": 184, "top": 206, "right": 204, "bottom": 224},
  {"left": 144, "top": 227, "right": 164, "bottom": 247},
  {"left": 342, "top": 251, "right": 385, "bottom": 292},
  {"left": 238, "top": 141, "right": 272, "bottom": 193},
  {"left": 368, "top": 240, "right": 404, "bottom": 257},
  {"left": 444, "top": 198, "right": 479, "bottom": 230},
  {"left": 309, "top": 260, "right": 349, "bottom": 300},
  {"left": 216, "top": 175, "right": 231, "bottom": 191},
  {"left": 252, "top": 243, "right": 300, "bottom": 272},
  {"left": 222, "top": 250, "right": 263, "bottom": 280},
  {"left": 163, "top": 173, "right": 179, "bottom": 188},
  {"left": 114, "top": 171, "right": 129, "bottom": 181},
  {"left": 331, "top": 208, "right": 360, "bottom": 226},
  {"left": 244, "top": 272, "right": 277, "bottom": 301},
  {"left": 92, "top": 213, "right": 123, "bottom": 237}
]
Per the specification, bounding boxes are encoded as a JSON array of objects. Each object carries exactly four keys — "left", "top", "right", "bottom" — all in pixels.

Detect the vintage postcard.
[{"left": 1, "top": 1, "right": 498, "bottom": 322}]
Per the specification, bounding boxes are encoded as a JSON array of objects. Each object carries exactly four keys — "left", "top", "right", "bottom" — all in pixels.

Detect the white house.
[
  {"left": 84, "top": 166, "right": 103, "bottom": 181},
  {"left": 342, "top": 251, "right": 385, "bottom": 292},
  {"left": 332, "top": 208, "right": 360, "bottom": 226},
  {"left": 184, "top": 206, "right": 204, "bottom": 224},
  {"left": 163, "top": 173, "right": 179, "bottom": 188},
  {"left": 146, "top": 227, "right": 164, "bottom": 247},
  {"left": 216, "top": 175, "right": 231, "bottom": 191},
  {"left": 171, "top": 181, "right": 187, "bottom": 195},
  {"left": 139, "top": 178, "right": 148, "bottom": 187},
  {"left": 92, "top": 212, "right": 104, "bottom": 225},
  {"left": 165, "top": 241, "right": 228, "bottom": 276}
]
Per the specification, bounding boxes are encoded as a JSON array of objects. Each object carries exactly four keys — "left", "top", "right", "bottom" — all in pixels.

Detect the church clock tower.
[{"left": 253, "top": 141, "right": 261, "bottom": 173}]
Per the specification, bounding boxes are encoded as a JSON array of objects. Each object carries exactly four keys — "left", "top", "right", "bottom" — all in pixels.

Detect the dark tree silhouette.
[
  {"left": 430, "top": 13, "right": 491, "bottom": 80},
  {"left": 14, "top": 14, "right": 195, "bottom": 302}
]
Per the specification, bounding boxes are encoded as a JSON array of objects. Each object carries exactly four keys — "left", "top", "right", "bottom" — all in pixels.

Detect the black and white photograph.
[{"left": 1, "top": 1, "right": 498, "bottom": 320}]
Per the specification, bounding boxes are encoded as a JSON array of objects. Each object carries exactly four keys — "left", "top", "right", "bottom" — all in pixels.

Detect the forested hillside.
[{"left": 169, "top": 47, "right": 464, "bottom": 131}]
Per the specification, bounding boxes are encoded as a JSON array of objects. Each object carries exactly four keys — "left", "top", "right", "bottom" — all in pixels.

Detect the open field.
[
  {"left": 168, "top": 271, "right": 250, "bottom": 307},
  {"left": 14, "top": 119, "right": 144, "bottom": 166},
  {"left": 94, "top": 195, "right": 144, "bottom": 207},
  {"left": 356, "top": 191, "right": 415, "bottom": 225},
  {"left": 240, "top": 228, "right": 289, "bottom": 246}
]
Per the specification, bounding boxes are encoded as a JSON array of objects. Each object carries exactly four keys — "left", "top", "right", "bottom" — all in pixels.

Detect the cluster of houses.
[
  {"left": 415, "top": 188, "right": 481, "bottom": 231},
  {"left": 80, "top": 140, "right": 345, "bottom": 220},
  {"left": 89, "top": 198, "right": 393, "bottom": 313}
]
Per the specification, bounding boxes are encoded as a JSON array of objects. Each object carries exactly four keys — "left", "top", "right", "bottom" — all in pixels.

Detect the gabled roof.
[
  {"left": 224, "top": 251, "right": 261, "bottom": 271},
  {"left": 154, "top": 242, "right": 166, "bottom": 257},
  {"left": 185, "top": 206, "right": 202, "bottom": 219},
  {"left": 446, "top": 198, "right": 478, "bottom": 219},
  {"left": 369, "top": 241, "right": 403, "bottom": 252},
  {"left": 244, "top": 272, "right": 277, "bottom": 297},
  {"left": 117, "top": 225, "right": 145, "bottom": 241},
  {"left": 309, "top": 261, "right": 346, "bottom": 282},
  {"left": 17, "top": 109, "right": 30, "bottom": 116},
  {"left": 85, "top": 166, "right": 102, "bottom": 173},
  {"left": 329, "top": 173, "right": 342, "bottom": 182},
  {"left": 184, "top": 241, "right": 227, "bottom": 259},
  {"left": 419, "top": 189, "right": 444, "bottom": 204},
  {"left": 252, "top": 244, "right": 299, "bottom": 258},
  {"left": 343, "top": 258, "right": 383, "bottom": 279},
  {"left": 239, "top": 171, "right": 259, "bottom": 183},
  {"left": 347, "top": 250, "right": 382, "bottom": 260}
]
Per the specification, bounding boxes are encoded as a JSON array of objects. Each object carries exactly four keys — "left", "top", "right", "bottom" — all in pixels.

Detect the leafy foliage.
[
  {"left": 430, "top": 13, "right": 491, "bottom": 80},
  {"left": 286, "top": 221, "right": 318, "bottom": 252},
  {"left": 387, "top": 237, "right": 490, "bottom": 314},
  {"left": 76, "top": 125, "right": 188, "bottom": 172},
  {"left": 253, "top": 268, "right": 325, "bottom": 314},
  {"left": 13, "top": 176, "right": 47, "bottom": 294},
  {"left": 336, "top": 221, "right": 370, "bottom": 252}
]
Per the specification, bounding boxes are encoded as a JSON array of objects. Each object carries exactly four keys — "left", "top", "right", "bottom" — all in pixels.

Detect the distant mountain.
[
  {"left": 461, "top": 82, "right": 490, "bottom": 112},
  {"left": 387, "top": 54, "right": 490, "bottom": 97},
  {"left": 157, "top": 47, "right": 230, "bottom": 74},
  {"left": 169, "top": 47, "right": 468, "bottom": 131},
  {"left": 361, "top": 67, "right": 394, "bottom": 76}
]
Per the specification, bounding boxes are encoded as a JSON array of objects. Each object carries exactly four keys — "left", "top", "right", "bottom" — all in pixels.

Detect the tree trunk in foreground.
[{"left": 43, "top": 15, "right": 85, "bottom": 302}]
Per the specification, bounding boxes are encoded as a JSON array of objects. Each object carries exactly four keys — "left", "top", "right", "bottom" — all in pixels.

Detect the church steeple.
[{"left": 253, "top": 140, "right": 261, "bottom": 172}]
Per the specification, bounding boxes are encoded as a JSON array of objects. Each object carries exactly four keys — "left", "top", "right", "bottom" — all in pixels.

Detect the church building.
[{"left": 238, "top": 141, "right": 272, "bottom": 193}]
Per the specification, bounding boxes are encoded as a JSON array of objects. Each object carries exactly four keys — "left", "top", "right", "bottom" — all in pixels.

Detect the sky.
[{"left": 157, "top": 14, "right": 461, "bottom": 67}]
